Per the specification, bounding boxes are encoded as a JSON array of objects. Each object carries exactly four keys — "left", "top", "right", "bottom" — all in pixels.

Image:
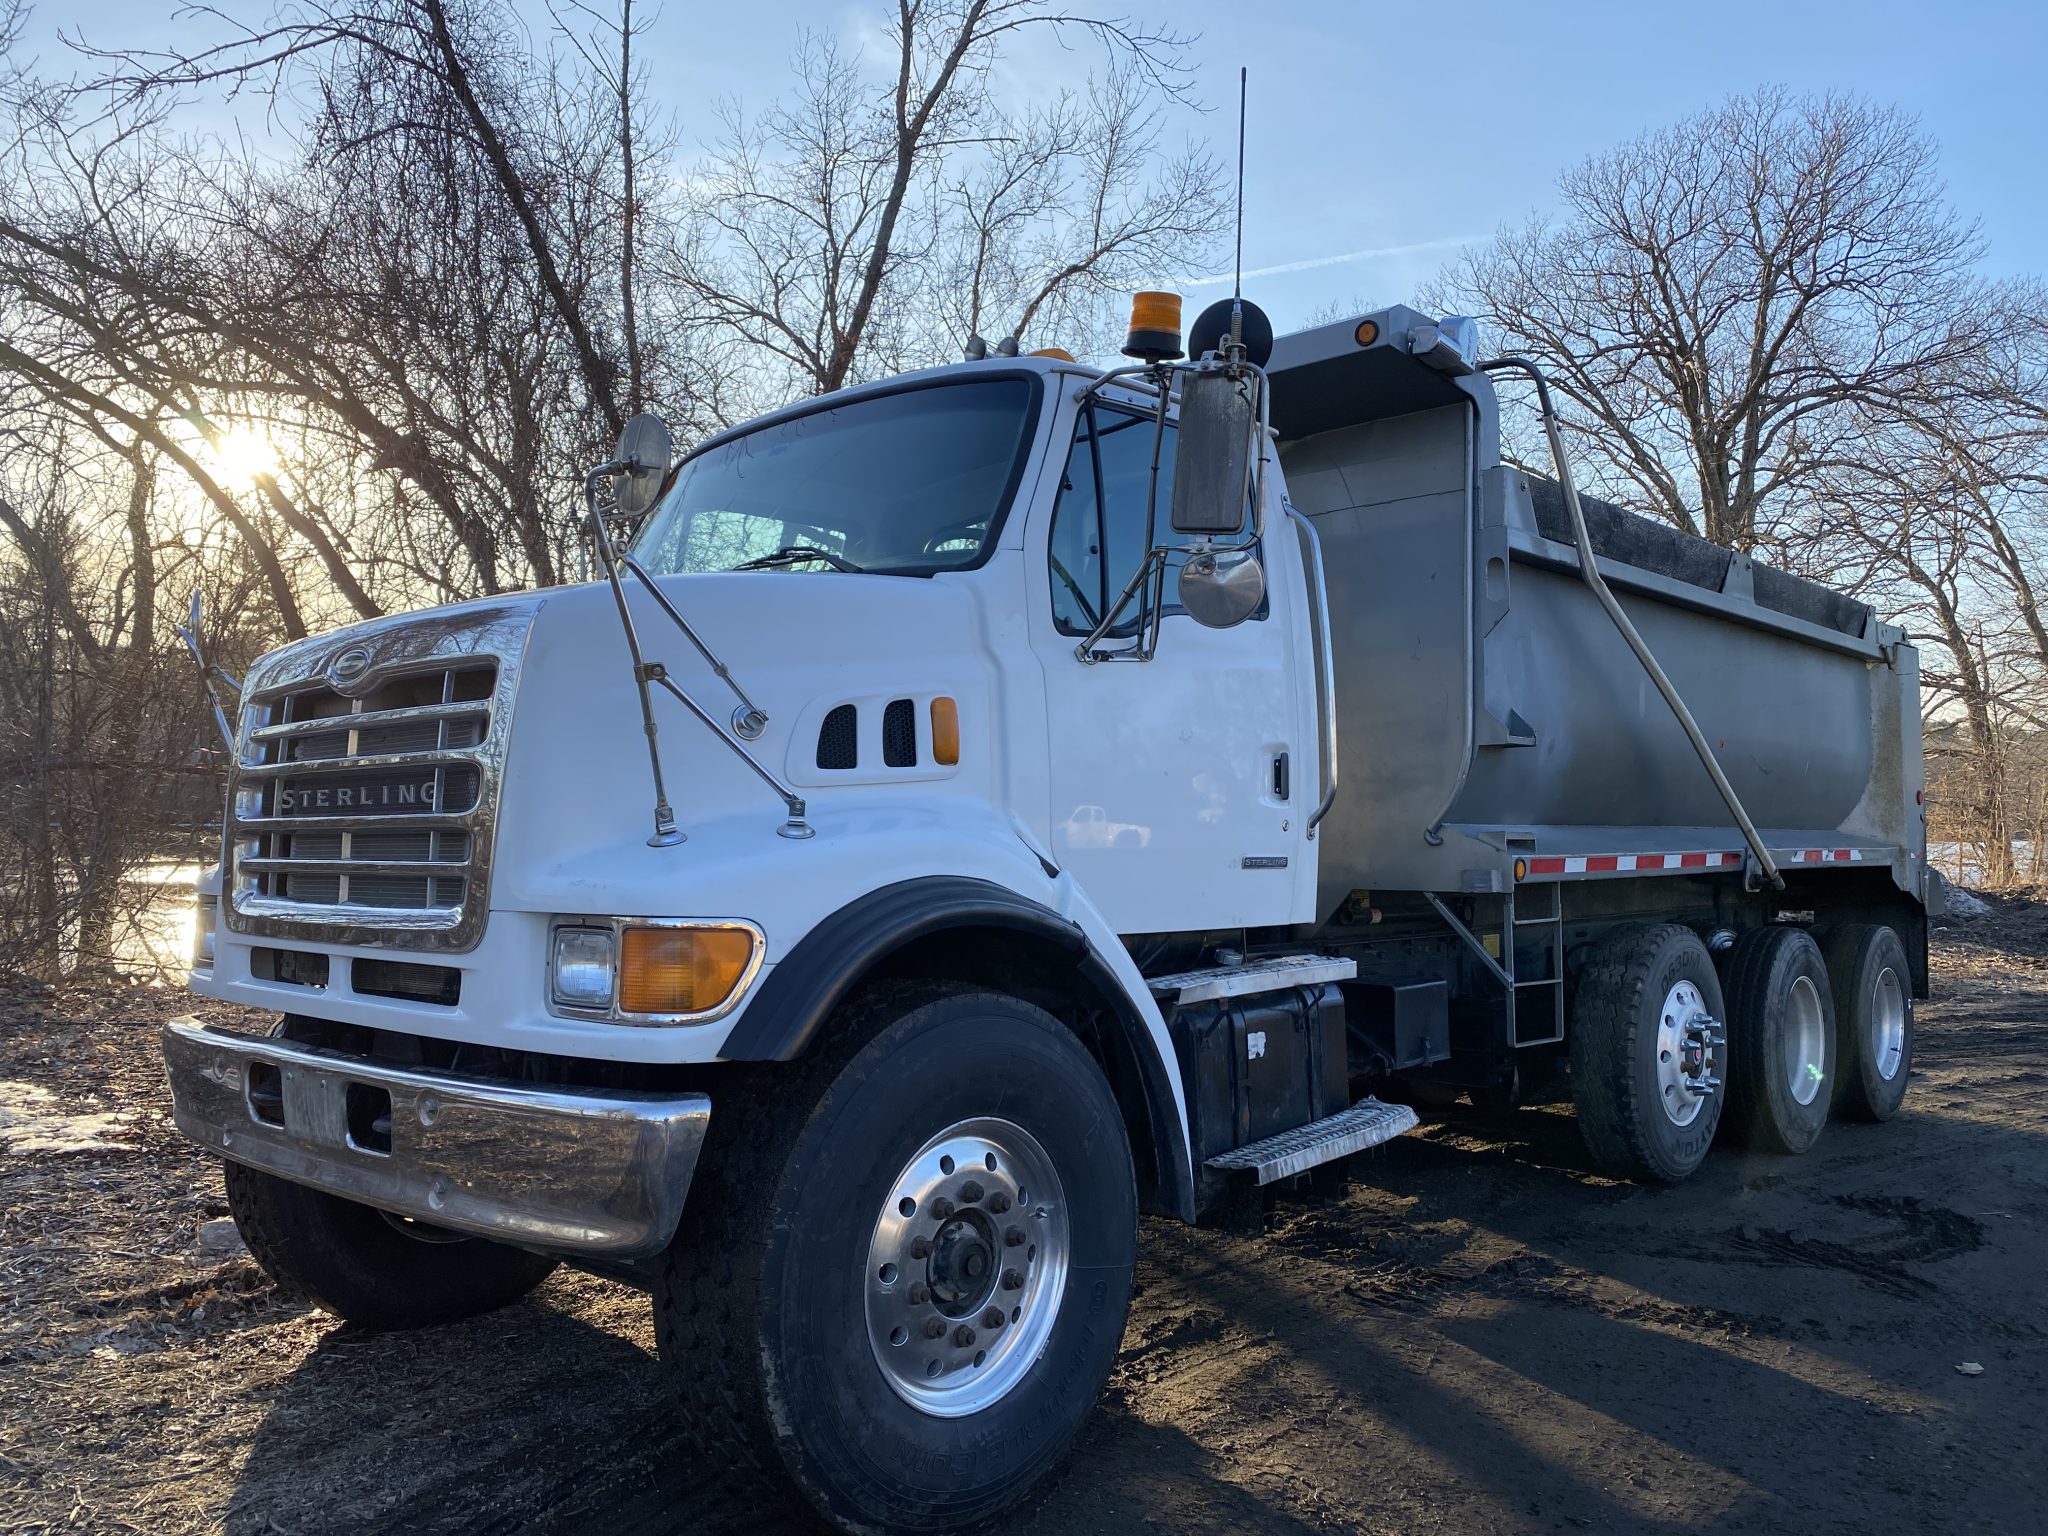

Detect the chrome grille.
[{"left": 223, "top": 603, "right": 537, "bottom": 954}]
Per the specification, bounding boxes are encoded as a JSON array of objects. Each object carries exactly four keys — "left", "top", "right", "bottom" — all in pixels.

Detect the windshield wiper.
[{"left": 731, "top": 545, "right": 865, "bottom": 574}]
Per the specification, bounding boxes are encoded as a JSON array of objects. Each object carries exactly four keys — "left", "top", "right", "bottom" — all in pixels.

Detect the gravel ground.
[{"left": 3, "top": 903, "right": 2043, "bottom": 1535}]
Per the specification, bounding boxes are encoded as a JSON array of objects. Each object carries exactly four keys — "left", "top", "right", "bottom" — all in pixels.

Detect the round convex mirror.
[
  {"left": 613, "top": 412, "right": 673, "bottom": 517},
  {"left": 1179, "top": 546, "right": 1265, "bottom": 628}
]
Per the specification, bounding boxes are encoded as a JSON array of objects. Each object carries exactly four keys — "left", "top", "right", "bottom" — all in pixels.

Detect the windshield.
[{"left": 631, "top": 376, "right": 1040, "bottom": 576}]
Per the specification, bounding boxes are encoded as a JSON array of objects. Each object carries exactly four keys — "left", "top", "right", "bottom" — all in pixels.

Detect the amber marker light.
[
  {"left": 1355, "top": 318, "right": 1380, "bottom": 347},
  {"left": 930, "top": 696, "right": 961, "bottom": 765},
  {"left": 618, "top": 925, "right": 758, "bottom": 1017},
  {"left": 1029, "top": 347, "right": 1077, "bottom": 362},
  {"left": 1514, "top": 857, "right": 1528, "bottom": 883}
]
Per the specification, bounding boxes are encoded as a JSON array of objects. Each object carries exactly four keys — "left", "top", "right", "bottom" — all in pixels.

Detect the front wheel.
[
  {"left": 222, "top": 1161, "right": 558, "bottom": 1329},
  {"left": 656, "top": 984, "right": 1137, "bottom": 1534}
]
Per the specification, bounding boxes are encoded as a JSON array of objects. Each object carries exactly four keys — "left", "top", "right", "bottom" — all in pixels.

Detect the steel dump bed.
[{"left": 1268, "top": 307, "right": 1927, "bottom": 920}]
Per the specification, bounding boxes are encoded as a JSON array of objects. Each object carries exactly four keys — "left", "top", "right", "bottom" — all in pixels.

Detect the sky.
[{"left": 14, "top": 0, "right": 2048, "bottom": 335}]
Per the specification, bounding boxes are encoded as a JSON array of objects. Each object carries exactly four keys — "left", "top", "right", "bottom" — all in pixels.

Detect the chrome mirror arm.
[
  {"left": 586, "top": 463, "right": 686, "bottom": 847},
  {"left": 616, "top": 552, "right": 768, "bottom": 738},
  {"left": 175, "top": 591, "right": 240, "bottom": 756},
  {"left": 586, "top": 461, "right": 811, "bottom": 842}
]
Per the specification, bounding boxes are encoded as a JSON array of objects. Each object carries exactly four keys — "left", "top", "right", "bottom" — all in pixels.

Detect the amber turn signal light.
[
  {"left": 1355, "top": 318, "right": 1380, "bottom": 347},
  {"left": 618, "top": 925, "right": 757, "bottom": 1016},
  {"left": 930, "top": 696, "right": 960, "bottom": 765}
]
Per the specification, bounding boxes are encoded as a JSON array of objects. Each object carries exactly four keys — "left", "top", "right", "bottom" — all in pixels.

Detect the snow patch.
[{"left": 0, "top": 1080, "right": 139, "bottom": 1155}]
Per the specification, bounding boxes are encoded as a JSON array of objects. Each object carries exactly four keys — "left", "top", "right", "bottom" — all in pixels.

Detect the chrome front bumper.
[{"left": 162, "top": 1020, "right": 709, "bottom": 1258}]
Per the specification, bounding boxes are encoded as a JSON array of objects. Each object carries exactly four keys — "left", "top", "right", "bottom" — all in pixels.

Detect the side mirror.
[
  {"left": 1169, "top": 368, "right": 1256, "bottom": 537},
  {"left": 613, "top": 412, "right": 673, "bottom": 517},
  {"left": 1178, "top": 545, "right": 1265, "bottom": 628}
]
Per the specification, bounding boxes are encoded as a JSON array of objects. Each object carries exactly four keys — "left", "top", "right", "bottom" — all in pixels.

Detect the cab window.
[{"left": 1047, "top": 402, "right": 1254, "bottom": 635}]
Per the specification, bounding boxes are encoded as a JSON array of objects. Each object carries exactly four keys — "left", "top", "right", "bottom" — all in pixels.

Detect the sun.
[{"left": 212, "top": 425, "right": 279, "bottom": 487}]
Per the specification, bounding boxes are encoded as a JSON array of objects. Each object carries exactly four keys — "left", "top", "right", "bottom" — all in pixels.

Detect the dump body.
[{"left": 1268, "top": 309, "right": 1926, "bottom": 920}]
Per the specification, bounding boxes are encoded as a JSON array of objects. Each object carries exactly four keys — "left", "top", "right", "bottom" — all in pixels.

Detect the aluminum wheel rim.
[
  {"left": 1785, "top": 974, "right": 1827, "bottom": 1106},
  {"left": 865, "top": 1116, "right": 1069, "bottom": 1418},
  {"left": 1870, "top": 966, "right": 1907, "bottom": 1081},
  {"left": 1654, "top": 980, "right": 1719, "bottom": 1127}
]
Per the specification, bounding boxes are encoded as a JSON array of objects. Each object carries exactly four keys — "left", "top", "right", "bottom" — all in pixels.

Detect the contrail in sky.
[{"left": 1167, "top": 235, "right": 1478, "bottom": 289}]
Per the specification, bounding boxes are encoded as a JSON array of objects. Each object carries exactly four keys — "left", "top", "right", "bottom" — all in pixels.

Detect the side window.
[{"left": 1047, "top": 403, "right": 1255, "bottom": 636}]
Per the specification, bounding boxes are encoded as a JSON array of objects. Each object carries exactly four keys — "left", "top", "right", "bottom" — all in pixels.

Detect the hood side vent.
[
  {"left": 817, "top": 705, "right": 858, "bottom": 770},
  {"left": 883, "top": 699, "right": 917, "bottom": 767}
]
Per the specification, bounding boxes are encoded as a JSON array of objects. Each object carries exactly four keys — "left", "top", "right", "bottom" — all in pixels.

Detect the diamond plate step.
[
  {"left": 1204, "top": 1098, "right": 1420, "bottom": 1185},
  {"left": 1146, "top": 953, "right": 1356, "bottom": 1005}
]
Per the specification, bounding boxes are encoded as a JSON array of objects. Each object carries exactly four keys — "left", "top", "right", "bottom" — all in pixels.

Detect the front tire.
[
  {"left": 1722, "top": 926, "right": 1837, "bottom": 1154},
  {"left": 655, "top": 984, "right": 1137, "bottom": 1534},
  {"left": 222, "top": 1161, "right": 558, "bottom": 1330},
  {"left": 1823, "top": 924, "right": 1914, "bottom": 1122},
  {"left": 1569, "top": 924, "right": 1728, "bottom": 1183}
]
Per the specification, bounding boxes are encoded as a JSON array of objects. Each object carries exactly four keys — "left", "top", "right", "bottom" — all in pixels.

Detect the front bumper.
[{"left": 162, "top": 1019, "right": 709, "bottom": 1258}]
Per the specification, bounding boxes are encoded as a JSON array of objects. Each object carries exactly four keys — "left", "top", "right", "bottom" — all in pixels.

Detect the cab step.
[
  {"left": 1146, "top": 953, "right": 1356, "bottom": 1005},
  {"left": 1204, "top": 1098, "right": 1420, "bottom": 1184}
]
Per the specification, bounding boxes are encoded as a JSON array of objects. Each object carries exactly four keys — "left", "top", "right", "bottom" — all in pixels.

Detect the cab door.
[{"left": 1027, "top": 395, "right": 1316, "bottom": 935}]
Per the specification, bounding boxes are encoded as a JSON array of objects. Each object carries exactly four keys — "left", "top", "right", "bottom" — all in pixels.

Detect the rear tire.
[
  {"left": 1823, "top": 924, "right": 1914, "bottom": 1122},
  {"left": 223, "top": 1161, "right": 558, "bottom": 1330},
  {"left": 654, "top": 983, "right": 1137, "bottom": 1534},
  {"left": 1721, "top": 926, "right": 1836, "bottom": 1154},
  {"left": 1569, "top": 924, "right": 1727, "bottom": 1183}
]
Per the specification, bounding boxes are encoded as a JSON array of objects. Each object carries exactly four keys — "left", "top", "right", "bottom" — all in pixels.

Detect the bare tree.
[
  {"left": 1436, "top": 88, "right": 1991, "bottom": 551},
  {"left": 672, "top": 2, "right": 1222, "bottom": 406}
]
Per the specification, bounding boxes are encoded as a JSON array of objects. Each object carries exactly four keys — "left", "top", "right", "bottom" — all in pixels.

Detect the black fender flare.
[{"left": 719, "top": 876, "right": 1194, "bottom": 1219}]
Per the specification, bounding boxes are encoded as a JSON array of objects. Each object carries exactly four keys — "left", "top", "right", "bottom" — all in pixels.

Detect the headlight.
[
  {"left": 550, "top": 927, "right": 617, "bottom": 1009},
  {"left": 192, "top": 895, "right": 218, "bottom": 970}
]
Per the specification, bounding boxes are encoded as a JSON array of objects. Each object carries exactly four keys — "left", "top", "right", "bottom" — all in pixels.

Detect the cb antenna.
[{"left": 1231, "top": 66, "right": 1247, "bottom": 353}]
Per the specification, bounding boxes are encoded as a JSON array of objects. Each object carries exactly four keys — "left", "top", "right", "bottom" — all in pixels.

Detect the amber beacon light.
[
  {"left": 619, "top": 924, "right": 758, "bottom": 1016},
  {"left": 1122, "top": 291, "right": 1185, "bottom": 362}
]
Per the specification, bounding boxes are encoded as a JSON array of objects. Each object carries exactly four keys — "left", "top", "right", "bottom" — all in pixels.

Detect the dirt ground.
[{"left": 4, "top": 905, "right": 2043, "bottom": 1536}]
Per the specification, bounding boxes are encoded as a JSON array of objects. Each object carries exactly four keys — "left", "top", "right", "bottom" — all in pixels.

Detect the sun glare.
[{"left": 212, "top": 425, "right": 279, "bottom": 487}]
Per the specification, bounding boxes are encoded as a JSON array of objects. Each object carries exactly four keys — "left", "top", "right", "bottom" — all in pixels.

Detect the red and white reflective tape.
[
  {"left": 1522, "top": 850, "right": 1744, "bottom": 877},
  {"left": 1788, "top": 848, "right": 1864, "bottom": 864}
]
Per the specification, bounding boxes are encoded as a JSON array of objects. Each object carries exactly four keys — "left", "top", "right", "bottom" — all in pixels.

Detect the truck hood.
[{"left": 491, "top": 569, "right": 1012, "bottom": 913}]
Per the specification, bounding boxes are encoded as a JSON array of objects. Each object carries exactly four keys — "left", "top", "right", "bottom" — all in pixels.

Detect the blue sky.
[{"left": 18, "top": 0, "right": 2047, "bottom": 332}]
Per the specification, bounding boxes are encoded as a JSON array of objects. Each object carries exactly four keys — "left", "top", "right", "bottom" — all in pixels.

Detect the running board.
[
  {"left": 1204, "top": 1098, "right": 1420, "bottom": 1185},
  {"left": 1147, "top": 953, "right": 1357, "bottom": 1005}
]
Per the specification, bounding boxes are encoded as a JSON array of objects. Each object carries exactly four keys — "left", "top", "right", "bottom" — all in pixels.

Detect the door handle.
[{"left": 1273, "top": 751, "right": 1290, "bottom": 801}]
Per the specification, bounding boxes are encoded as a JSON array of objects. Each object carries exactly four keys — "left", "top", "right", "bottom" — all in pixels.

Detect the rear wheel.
[
  {"left": 655, "top": 984, "right": 1137, "bottom": 1534},
  {"left": 223, "top": 1161, "right": 558, "bottom": 1329},
  {"left": 1823, "top": 924, "right": 1914, "bottom": 1122},
  {"left": 1722, "top": 926, "right": 1836, "bottom": 1154},
  {"left": 1569, "top": 924, "right": 1728, "bottom": 1183}
]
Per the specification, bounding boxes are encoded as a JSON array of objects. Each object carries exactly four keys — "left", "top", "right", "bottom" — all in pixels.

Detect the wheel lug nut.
[
  {"left": 959, "top": 1180, "right": 984, "bottom": 1203},
  {"left": 987, "top": 1192, "right": 1011, "bottom": 1213},
  {"left": 909, "top": 1283, "right": 929, "bottom": 1305},
  {"left": 924, "top": 1318, "right": 947, "bottom": 1339},
  {"left": 910, "top": 1237, "right": 931, "bottom": 1260},
  {"left": 982, "top": 1307, "right": 1005, "bottom": 1329},
  {"left": 929, "top": 1197, "right": 955, "bottom": 1221},
  {"left": 1002, "top": 1268, "right": 1023, "bottom": 1290},
  {"left": 953, "top": 1325, "right": 977, "bottom": 1347},
  {"left": 1004, "top": 1226, "right": 1025, "bottom": 1247}
]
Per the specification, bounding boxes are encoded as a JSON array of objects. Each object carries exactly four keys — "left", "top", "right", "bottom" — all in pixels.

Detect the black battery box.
[{"left": 1168, "top": 982, "right": 1349, "bottom": 1166}]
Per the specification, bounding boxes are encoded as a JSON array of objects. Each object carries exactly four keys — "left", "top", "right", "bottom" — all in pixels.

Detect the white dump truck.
[{"left": 166, "top": 297, "right": 1929, "bottom": 1533}]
